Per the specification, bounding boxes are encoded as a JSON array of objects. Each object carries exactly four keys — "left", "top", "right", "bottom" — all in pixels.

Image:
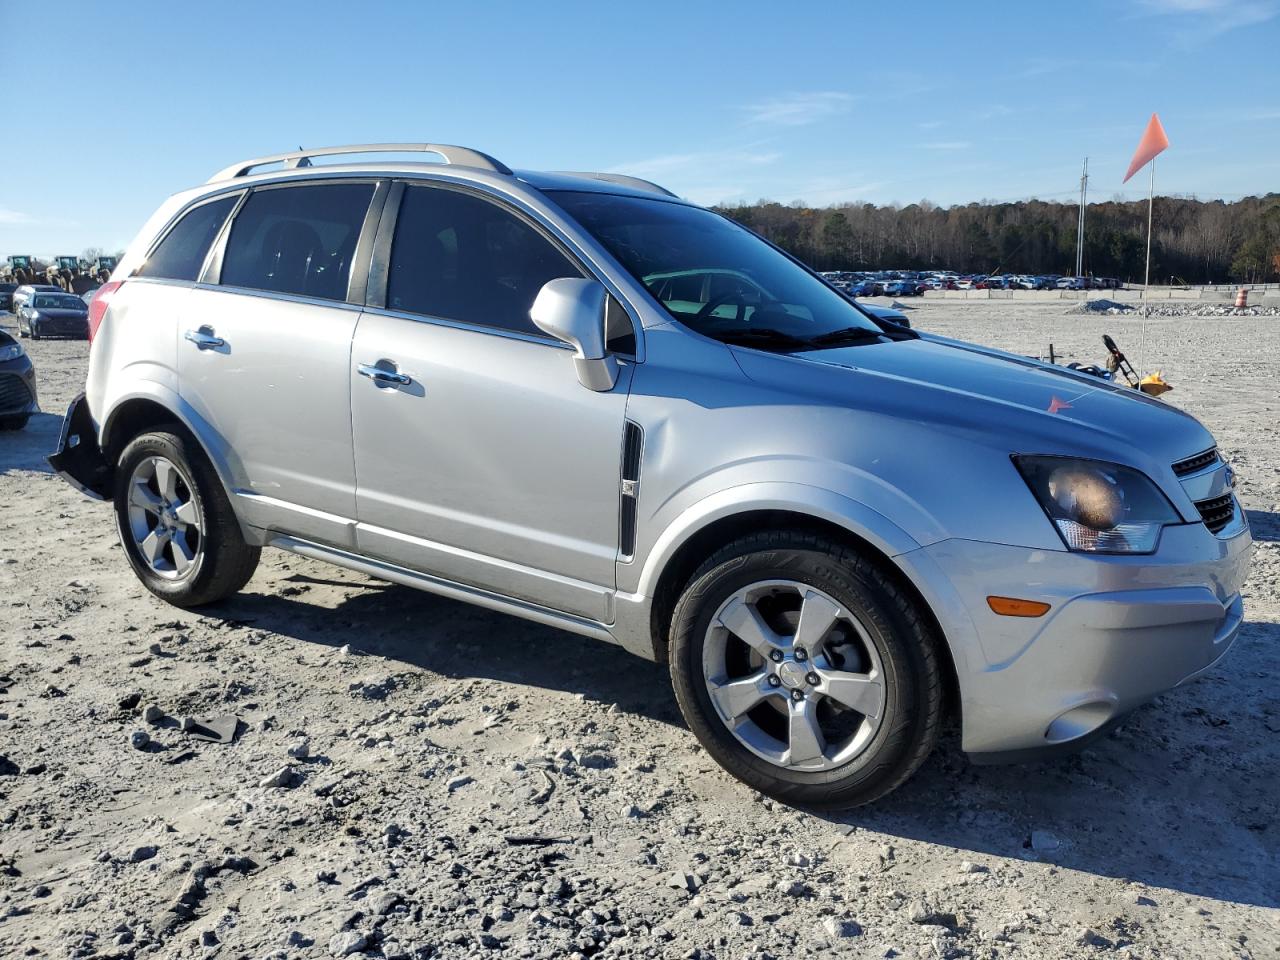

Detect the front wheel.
[
  {"left": 669, "top": 532, "right": 944, "bottom": 808},
  {"left": 113, "top": 428, "right": 261, "bottom": 607},
  {"left": 29, "top": 321, "right": 40, "bottom": 340},
  {"left": 0, "top": 415, "right": 29, "bottom": 431}
]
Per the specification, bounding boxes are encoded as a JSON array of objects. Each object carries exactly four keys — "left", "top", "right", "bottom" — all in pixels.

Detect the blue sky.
[{"left": 3, "top": 0, "right": 1278, "bottom": 255}]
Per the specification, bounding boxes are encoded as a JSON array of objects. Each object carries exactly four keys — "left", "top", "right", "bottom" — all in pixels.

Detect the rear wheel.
[
  {"left": 669, "top": 532, "right": 943, "bottom": 808},
  {"left": 113, "top": 428, "right": 260, "bottom": 607}
]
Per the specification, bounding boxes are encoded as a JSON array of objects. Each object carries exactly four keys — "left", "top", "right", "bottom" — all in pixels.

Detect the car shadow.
[
  {"left": 1245, "top": 509, "right": 1278, "bottom": 543},
  {"left": 823, "top": 617, "right": 1280, "bottom": 909},
  {"left": 204, "top": 580, "right": 1278, "bottom": 908},
  {"left": 209, "top": 580, "right": 684, "bottom": 727},
  {"left": 0, "top": 411, "right": 62, "bottom": 477}
]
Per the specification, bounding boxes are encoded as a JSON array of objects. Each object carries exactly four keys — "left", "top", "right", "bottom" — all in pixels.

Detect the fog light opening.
[{"left": 1044, "top": 701, "right": 1116, "bottom": 745}]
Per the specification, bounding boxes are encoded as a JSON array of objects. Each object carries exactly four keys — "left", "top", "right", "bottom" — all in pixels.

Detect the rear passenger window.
[
  {"left": 221, "top": 183, "right": 374, "bottom": 302},
  {"left": 136, "top": 195, "right": 238, "bottom": 282},
  {"left": 386, "top": 185, "right": 583, "bottom": 336}
]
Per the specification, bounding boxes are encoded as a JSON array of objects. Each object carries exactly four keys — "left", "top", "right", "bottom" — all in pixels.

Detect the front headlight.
[
  {"left": 1014, "top": 456, "right": 1179, "bottom": 554},
  {"left": 0, "top": 341, "right": 23, "bottom": 362}
]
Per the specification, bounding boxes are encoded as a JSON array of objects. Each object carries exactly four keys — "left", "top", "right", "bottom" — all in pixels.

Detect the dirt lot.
[{"left": 1, "top": 302, "right": 1277, "bottom": 960}]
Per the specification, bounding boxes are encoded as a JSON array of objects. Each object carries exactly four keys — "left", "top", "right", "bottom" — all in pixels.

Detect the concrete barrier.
[{"left": 917, "top": 286, "right": 1246, "bottom": 303}]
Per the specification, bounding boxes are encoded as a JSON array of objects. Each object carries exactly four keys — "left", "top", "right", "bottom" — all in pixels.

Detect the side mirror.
[{"left": 529, "top": 278, "right": 619, "bottom": 391}]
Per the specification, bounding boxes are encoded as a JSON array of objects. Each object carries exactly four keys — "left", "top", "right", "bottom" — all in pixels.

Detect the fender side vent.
[
  {"left": 619, "top": 421, "right": 643, "bottom": 560},
  {"left": 622, "top": 420, "right": 643, "bottom": 482}
]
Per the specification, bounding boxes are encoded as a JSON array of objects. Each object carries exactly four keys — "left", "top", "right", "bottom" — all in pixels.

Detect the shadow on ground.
[
  {"left": 205, "top": 580, "right": 1278, "bottom": 910},
  {"left": 1245, "top": 509, "right": 1278, "bottom": 542},
  {"left": 0, "top": 411, "right": 60, "bottom": 477}
]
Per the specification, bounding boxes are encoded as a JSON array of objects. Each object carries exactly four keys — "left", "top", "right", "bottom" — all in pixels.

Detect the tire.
[
  {"left": 113, "top": 427, "right": 260, "bottom": 607},
  {"left": 668, "top": 531, "right": 943, "bottom": 809},
  {"left": 29, "top": 322, "right": 40, "bottom": 340},
  {"left": 0, "top": 415, "right": 29, "bottom": 431},
  {"left": 18, "top": 324, "right": 28, "bottom": 338}
]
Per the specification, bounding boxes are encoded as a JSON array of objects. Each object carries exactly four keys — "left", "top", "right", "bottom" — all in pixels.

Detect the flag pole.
[
  {"left": 1140, "top": 156, "right": 1155, "bottom": 371},
  {"left": 1144, "top": 156, "right": 1155, "bottom": 289}
]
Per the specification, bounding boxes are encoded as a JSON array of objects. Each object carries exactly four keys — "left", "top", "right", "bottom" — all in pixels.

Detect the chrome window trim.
[
  {"left": 136, "top": 188, "right": 246, "bottom": 280},
  {"left": 202, "top": 177, "right": 384, "bottom": 302},
  {"left": 362, "top": 303, "right": 576, "bottom": 350},
  {"left": 156, "top": 167, "right": 647, "bottom": 361},
  {"left": 199, "top": 189, "right": 251, "bottom": 285},
  {"left": 347, "top": 180, "right": 393, "bottom": 305},
  {"left": 188, "top": 282, "right": 366, "bottom": 315},
  {"left": 376, "top": 174, "right": 644, "bottom": 361}
]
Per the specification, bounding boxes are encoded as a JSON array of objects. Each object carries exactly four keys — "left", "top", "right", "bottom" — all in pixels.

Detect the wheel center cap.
[{"left": 777, "top": 660, "right": 807, "bottom": 690}]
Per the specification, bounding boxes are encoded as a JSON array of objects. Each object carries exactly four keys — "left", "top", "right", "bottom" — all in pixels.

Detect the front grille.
[
  {"left": 1195, "top": 493, "right": 1235, "bottom": 535},
  {"left": 1173, "top": 448, "right": 1219, "bottom": 476},
  {"left": 0, "top": 373, "right": 33, "bottom": 413}
]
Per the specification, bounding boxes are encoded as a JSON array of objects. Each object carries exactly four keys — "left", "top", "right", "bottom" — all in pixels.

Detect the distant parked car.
[
  {"left": 18, "top": 291, "right": 90, "bottom": 340},
  {"left": 0, "top": 282, "right": 16, "bottom": 313},
  {"left": 860, "top": 302, "right": 911, "bottom": 328},
  {"left": 10, "top": 283, "right": 63, "bottom": 317},
  {"left": 0, "top": 328, "right": 38, "bottom": 430}
]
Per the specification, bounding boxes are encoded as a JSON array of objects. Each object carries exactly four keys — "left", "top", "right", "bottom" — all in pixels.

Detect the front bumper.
[
  {"left": 0, "top": 357, "right": 39, "bottom": 417},
  {"left": 899, "top": 518, "right": 1254, "bottom": 759},
  {"left": 31, "top": 316, "right": 89, "bottom": 338}
]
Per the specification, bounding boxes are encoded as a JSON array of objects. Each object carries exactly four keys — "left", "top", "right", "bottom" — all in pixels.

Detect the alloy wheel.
[
  {"left": 125, "top": 455, "right": 203, "bottom": 579},
  {"left": 702, "top": 580, "right": 886, "bottom": 771}
]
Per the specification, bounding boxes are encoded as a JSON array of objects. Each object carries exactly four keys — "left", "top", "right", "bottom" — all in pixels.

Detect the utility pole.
[{"left": 1075, "top": 157, "right": 1088, "bottom": 278}]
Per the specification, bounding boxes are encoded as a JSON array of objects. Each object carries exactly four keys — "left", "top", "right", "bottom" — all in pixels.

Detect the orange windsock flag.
[{"left": 1122, "top": 113, "right": 1170, "bottom": 183}]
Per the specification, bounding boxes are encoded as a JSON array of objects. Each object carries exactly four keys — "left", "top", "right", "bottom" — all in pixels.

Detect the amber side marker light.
[{"left": 987, "top": 596, "right": 1052, "bottom": 618}]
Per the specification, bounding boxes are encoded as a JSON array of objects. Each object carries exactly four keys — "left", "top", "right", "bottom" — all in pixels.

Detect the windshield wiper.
[
  {"left": 714, "top": 327, "right": 815, "bottom": 351},
  {"left": 807, "top": 327, "right": 887, "bottom": 348}
]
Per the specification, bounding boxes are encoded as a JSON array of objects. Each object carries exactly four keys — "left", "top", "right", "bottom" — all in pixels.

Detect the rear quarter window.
[{"left": 136, "top": 194, "right": 239, "bottom": 282}]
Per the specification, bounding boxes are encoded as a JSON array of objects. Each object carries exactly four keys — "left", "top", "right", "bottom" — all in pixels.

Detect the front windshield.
[
  {"left": 549, "top": 191, "right": 886, "bottom": 350},
  {"left": 34, "top": 294, "right": 85, "bottom": 310}
]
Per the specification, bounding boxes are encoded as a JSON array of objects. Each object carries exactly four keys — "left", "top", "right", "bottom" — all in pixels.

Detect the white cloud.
[
  {"left": 922, "top": 141, "right": 973, "bottom": 151},
  {"left": 1136, "top": 0, "right": 1277, "bottom": 39},
  {"left": 0, "top": 208, "right": 34, "bottom": 224},
  {"left": 743, "top": 92, "right": 856, "bottom": 127},
  {"left": 608, "top": 147, "right": 780, "bottom": 180}
]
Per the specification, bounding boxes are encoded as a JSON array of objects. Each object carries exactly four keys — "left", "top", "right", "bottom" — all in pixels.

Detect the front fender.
[{"left": 627, "top": 480, "right": 922, "bottom": 600}]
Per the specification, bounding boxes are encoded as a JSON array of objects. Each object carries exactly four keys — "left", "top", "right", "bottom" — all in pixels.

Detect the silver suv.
[{"left": 51, "top": 143, "right": 1252, "bottom": 807}]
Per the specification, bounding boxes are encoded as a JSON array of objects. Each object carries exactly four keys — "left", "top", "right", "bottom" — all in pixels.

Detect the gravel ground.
[{"left": 1, "top": 302, "right": 1277, "bottom": 960}]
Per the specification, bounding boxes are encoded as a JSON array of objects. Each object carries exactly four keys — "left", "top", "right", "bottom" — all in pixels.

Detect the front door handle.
[
  {"left": 184, "top": 328, "right": 225, "bottom": 350},
  {"left": 357, "top": 362, "right": 412, "bottom": 386}
]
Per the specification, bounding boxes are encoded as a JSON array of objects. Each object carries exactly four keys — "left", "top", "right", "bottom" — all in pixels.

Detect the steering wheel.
[{"left": 693, "top": 291, "right": 753, "bottom": 324}]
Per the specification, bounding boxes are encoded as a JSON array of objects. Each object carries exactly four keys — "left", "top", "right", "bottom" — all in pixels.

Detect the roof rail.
[
  {"left": 552, "top": 171, "right": 678, "bottom": 199},
  {"left": 207, "top": 143, "right": 513, "bottom": 183}
]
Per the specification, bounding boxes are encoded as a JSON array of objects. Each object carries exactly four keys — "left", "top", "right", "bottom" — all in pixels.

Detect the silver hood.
[{"left": 732, "top": 333, "right": 1215, "bottom": 487}]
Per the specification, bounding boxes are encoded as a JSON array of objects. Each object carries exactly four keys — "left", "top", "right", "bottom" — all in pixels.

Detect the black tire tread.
[
  {"left": 669, "top": 530, "right": 944, "bottom": 809},
  {"left": 114, "top": 426, "right": 260, "bottom": 607}
]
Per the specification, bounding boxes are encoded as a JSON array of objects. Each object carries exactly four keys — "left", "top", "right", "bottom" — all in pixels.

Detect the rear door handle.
[
  {"left": 357, "top": 362, "right": 412, "bottom": 386},
  {"left": 184, "top": 328, "right": 225, "bottom": 349}
]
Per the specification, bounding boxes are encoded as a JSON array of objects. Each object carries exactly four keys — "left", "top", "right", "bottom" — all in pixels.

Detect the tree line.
[{"left": 714, "top": 193, "right": 1280, "bottom": 284}]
